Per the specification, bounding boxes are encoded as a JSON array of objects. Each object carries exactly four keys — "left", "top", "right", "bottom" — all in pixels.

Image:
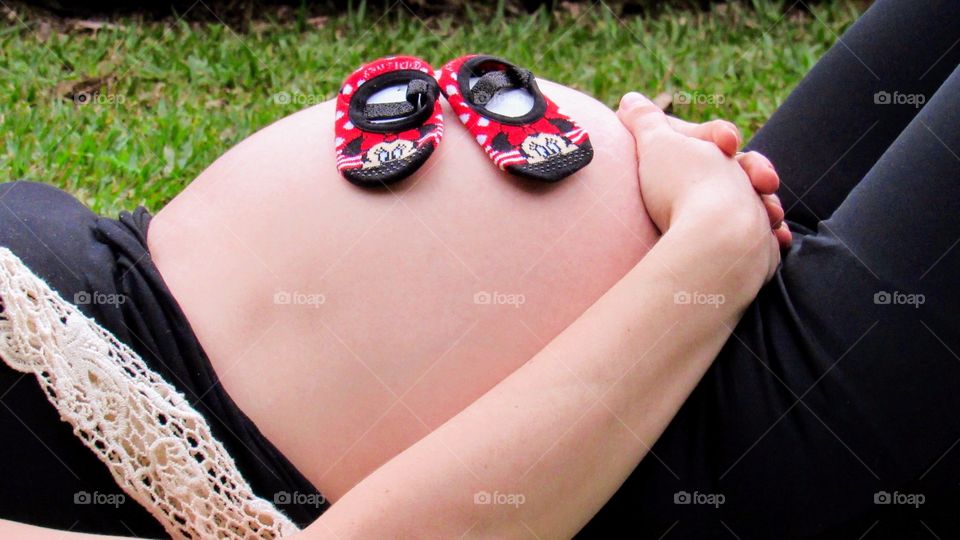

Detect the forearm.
[{"left": 305, "top": 209, "right": 768, "bottom": 539}]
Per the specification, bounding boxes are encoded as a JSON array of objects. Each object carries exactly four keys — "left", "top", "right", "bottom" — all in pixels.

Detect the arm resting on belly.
[{"left": 304, "top": 200, "right": 771, "bottom": 539}]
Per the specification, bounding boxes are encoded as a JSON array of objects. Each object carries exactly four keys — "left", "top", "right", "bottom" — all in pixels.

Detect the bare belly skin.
[{"left": 147, "top": 81, "right": 658, "bottom": 500}]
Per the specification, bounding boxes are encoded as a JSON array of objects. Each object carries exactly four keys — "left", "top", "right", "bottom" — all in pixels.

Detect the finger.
[
  {"left": 762, "top": 194, "right": 785, "bottom": 227},
  {"left": 666, "top": 117, "right": 742, "bottom": 156},
  {"left": 774, "top": 221, "right": 793, "bottom": 249},
  {"left": 617, "top": 92, "right": 674, "bottom": 148},
  {"left": 736, "top": 151, "right": 780, "bottom": 194},
  {"left": 768, "top": 231, "right": 782, "bottom": 278}
]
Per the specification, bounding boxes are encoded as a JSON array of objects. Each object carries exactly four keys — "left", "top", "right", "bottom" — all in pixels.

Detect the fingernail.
[
  {"left": 725, "top": 126, "right": 740, "bottom": 145},
  {"left": 620, "top": 92, "right": 644, "bottom": 110},
  {"left": 773, "top": 219, "right": 784, "bottom": 230}
]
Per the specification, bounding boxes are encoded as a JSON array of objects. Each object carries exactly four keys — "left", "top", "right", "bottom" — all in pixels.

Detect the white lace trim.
[{"left": 0, "top": 247, "right": 300, "bottom": 539}]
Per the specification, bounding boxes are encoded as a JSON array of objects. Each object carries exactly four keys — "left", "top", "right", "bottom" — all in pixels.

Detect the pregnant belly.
[{"left": 148, "top": 80, "right": 659, "bottom": 500}]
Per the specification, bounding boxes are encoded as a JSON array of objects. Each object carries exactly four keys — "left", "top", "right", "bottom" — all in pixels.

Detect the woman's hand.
[
  {"left": 666, "top": 111, "right": 792, "bottom": 250},
  {"left": 617, "top": 92, "right": 786, "bottom": 284}
]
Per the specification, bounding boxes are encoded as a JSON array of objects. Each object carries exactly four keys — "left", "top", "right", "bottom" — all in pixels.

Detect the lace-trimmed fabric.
[{"left": 0, "top": 247, "right": 300, "bottom": 539}]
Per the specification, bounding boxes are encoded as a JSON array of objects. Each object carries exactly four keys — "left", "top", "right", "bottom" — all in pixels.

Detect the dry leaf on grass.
[
  {"left": 69, "top": 19, "right": 122, "bottom": 32},
  {"left": 307, "top": 16, "right": 329, "bottom": 29},
  {"left": 58, "top": 75, "right": 116, "bottom": 105},
  {"left": 37, "top": 21, "right": 52, "bottom": 41},
  {"left": 653, "top": 92, "right": 674, "bottom": 112}
]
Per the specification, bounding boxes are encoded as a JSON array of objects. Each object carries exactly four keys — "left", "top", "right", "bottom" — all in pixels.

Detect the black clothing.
[{"left": 581, "top": 0, "right": 960, "bottom": 538}]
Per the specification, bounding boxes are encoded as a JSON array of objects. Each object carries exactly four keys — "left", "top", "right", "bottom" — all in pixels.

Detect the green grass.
[{"left": 0, "top": 1, "right": 863, "bottom": 215}]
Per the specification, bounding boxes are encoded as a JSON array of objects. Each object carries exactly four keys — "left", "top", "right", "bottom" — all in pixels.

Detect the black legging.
[{"left": 580, "top": 1, "right": 960, "bottom": 538}]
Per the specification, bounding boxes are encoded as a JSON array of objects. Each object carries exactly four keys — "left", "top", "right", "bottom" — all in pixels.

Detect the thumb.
[{"left": 616, "top": 92, "right": 672, "bottom": 147}]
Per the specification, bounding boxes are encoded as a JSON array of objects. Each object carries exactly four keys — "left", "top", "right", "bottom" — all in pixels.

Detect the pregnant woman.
[{"left": 1, "top": 0, "right": 958, "bottom": 538}]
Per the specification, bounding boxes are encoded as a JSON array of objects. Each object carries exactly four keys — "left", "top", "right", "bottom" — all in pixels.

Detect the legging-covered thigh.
[{"left": 580, "top": 1, "right": 960, "bottom": 538}]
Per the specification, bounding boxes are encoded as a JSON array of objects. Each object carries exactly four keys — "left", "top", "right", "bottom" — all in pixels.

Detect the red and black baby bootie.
[
  {"left": 335, "top": 56, "right": 444, "bottom": 187},
  {"left": 437, "top": 55, "right": 592, "bottom": 182}
]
